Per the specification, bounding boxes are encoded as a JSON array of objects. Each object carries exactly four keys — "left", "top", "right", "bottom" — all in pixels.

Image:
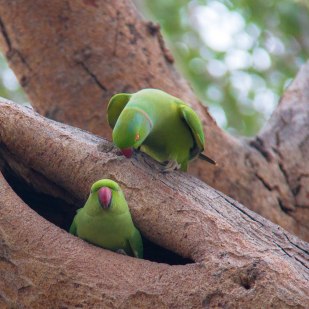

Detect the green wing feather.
[
  {"left": 69, "top": 208, "right": 82, "bottom": 235},
  {"left": 180, "top": 104, "right": 216, "bottom": 165},
  {"left": 107, "top": 93, "right": 132, "bottom": 128},
  {"left": 128, "top": 228, "right": 144, "bottom": 258},
  {"left": 180, "top": 104, "right": 205, "bottom": 158},
  {"left": 69, "top": 216, "right": 78, "bottom": 235}
]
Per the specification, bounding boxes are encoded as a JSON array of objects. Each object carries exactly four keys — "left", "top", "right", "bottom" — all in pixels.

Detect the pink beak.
[
  {"left": 121, "top": 148, "right": 134, "bottom": 158},
  {"left": 98, "top": 187, "right": 112, "bottom": 209}
]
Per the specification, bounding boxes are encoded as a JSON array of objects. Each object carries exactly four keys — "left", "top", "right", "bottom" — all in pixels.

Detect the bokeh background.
[{"left": 1, "top": 0, "right": 309, "bottom": 136}]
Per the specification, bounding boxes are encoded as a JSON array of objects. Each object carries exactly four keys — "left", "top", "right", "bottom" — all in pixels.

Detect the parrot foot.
[
  {"left": 116, "top": 249, "right": 128, "bottom": 256},
  {"left": 162, "top": 160, "right": 181, "bottom": 172}
]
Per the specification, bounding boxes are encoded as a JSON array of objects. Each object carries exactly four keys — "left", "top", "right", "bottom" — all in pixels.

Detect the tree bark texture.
[
  {"left": 0, "top": 101, "right": 308, "bottom": 308},
  {"left": 0, "top": 0, "right": 308, "bottom": 241}
]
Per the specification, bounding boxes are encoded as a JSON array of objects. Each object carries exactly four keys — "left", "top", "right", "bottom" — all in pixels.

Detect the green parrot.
[
  {"left": 107, "top": 88, "right": 216, "bottom": 171},
  {"left": 69, "top": 179, "right": 143, "bottom": 258}
]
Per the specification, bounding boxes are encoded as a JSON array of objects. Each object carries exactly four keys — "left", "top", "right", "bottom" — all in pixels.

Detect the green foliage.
[
  {"left": 135, "top": 0, "right": 309, "bottom": 136},
  {"left": 0, "top": 54, "right": 28, "bottom": 105}
]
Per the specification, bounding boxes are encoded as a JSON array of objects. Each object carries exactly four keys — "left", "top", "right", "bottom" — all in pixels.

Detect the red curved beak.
[
  {"left": 98, "top": 187, "right": 112, "bottom": 209},
  {"left": 121, "top": 148, "right": 134, "bottom": 158}
]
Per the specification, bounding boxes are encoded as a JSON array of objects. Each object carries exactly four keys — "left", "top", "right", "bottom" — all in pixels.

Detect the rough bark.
[
  {"left": 0, "top": 100, "right": 308, "bottom": 308},
  {"left": 0, "top": 0, "right": 308, "bottom": 240}
]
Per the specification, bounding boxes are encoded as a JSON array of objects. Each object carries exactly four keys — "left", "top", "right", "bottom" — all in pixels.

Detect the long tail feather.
[{"left": 199, "top": 153, "right": 217, "bottom": 165}]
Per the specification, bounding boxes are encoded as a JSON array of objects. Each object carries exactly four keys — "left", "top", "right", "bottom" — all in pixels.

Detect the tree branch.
[
  {"left": 0, "top": 0, "right": 307, "bottom": 241},
  {"left": 0, "top": 100, "right": 308, "bottom": 307}
]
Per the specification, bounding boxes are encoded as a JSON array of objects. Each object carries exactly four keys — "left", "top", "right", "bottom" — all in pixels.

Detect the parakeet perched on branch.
[
  {"left": 107, "top": 88, "right": 216, "bottom": 171},
  {"left": 70, "top": 179, "right": 143, "bottom": 258}
]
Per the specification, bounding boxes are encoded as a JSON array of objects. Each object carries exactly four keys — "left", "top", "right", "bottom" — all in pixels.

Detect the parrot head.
[
  {"left": 112, "top": 108, "right": 152, "bottom": 158},
  {"left": 89, "top": 179, "right": 127, "bottom": 214}
]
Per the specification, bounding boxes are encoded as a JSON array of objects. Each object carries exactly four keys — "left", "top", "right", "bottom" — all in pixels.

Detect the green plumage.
[
  {"left": 69, "top": 179, "right": 143, "bottom": 258},
  {"left": 107, "top": 88, "right": 215, "bottom": 171}
]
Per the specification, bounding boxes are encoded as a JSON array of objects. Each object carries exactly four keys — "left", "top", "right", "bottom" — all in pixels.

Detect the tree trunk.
[
  {"left": 0, "top": 0, "right": 308, "bottom": 307},
  {"left": 0, "top": 101, "right": 308, "bottom": 308},
  {"left": 0, "top": 0, "right": 307, "bottom": 241}
]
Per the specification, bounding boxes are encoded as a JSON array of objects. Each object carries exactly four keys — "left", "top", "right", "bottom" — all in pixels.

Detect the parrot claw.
[
  {"left": 116, "top": 249, "right": 128, "bottom": 256},
  {"left": 162, "top": 160, "right": 181, "bottom": 172}
]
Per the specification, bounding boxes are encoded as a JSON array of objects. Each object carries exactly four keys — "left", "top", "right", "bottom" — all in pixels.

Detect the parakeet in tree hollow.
[
  {"left": 69, "top": 179, "right": 143, "bottom": 258},
  {"left": 107, "top": 88, "right": 216, "bottom": 171}
]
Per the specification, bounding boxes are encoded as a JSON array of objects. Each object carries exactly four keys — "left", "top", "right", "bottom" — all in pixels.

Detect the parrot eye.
[{"left": 135, "top": 133, "right": 140, "bottom": 142}]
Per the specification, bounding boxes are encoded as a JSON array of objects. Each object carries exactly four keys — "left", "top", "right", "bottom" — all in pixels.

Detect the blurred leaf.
[
  {"left": 0, "top": 53, "right": 28, "bottom": 105},
  {"left": 134, "top": 0, "right": 309, "bottom": 136}
]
